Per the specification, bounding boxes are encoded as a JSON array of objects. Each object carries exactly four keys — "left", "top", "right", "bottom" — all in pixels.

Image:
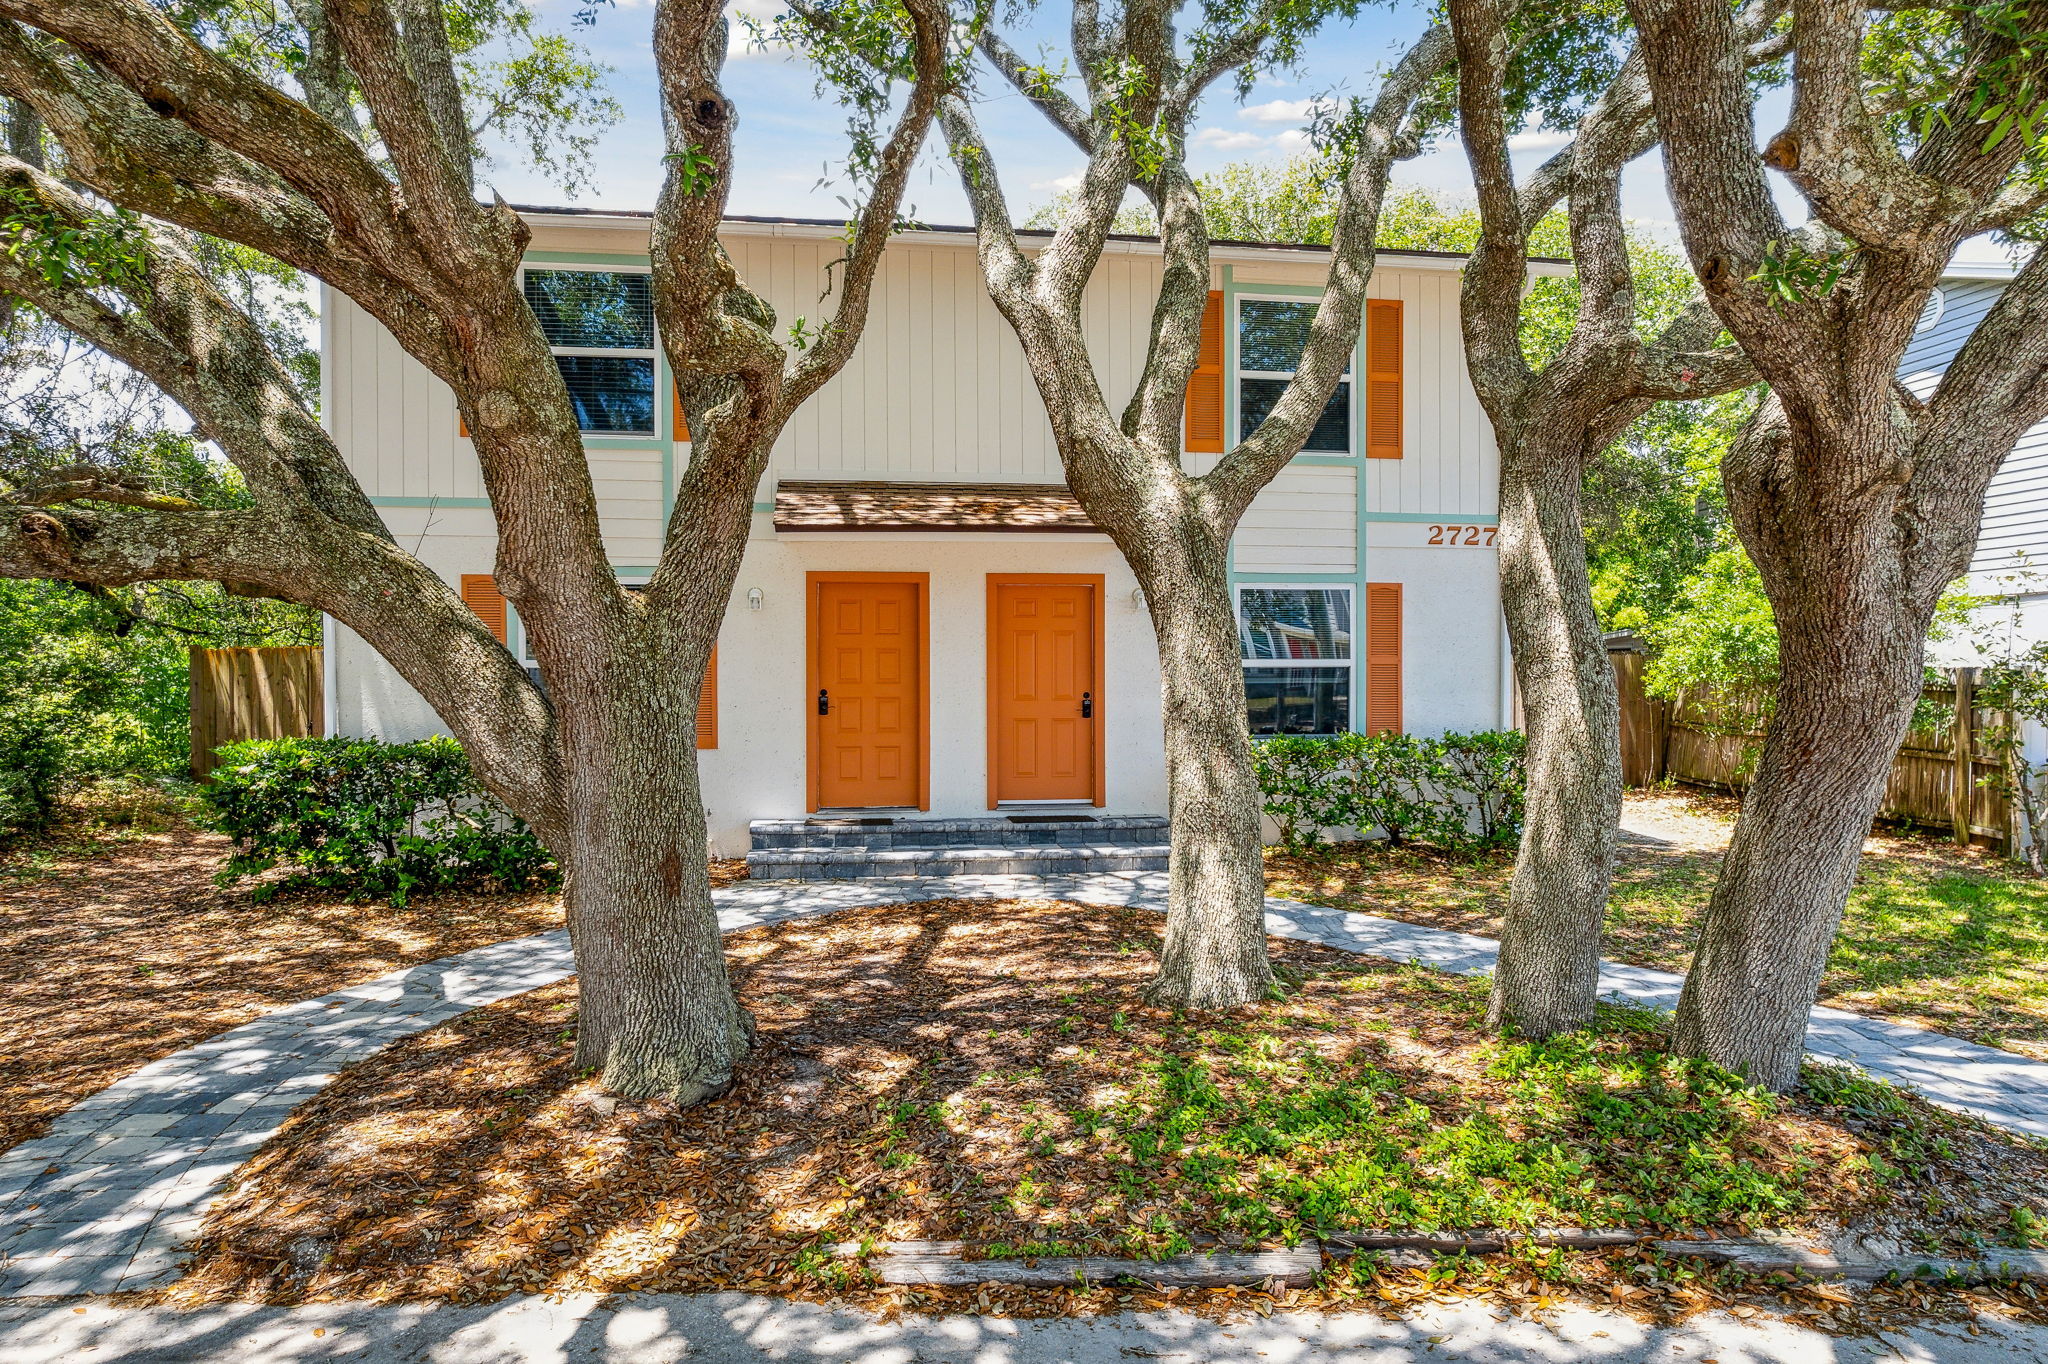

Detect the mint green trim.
[
  {"left": 1231, "top": 281, "right": 1326, "bottom": 298},
  {"left": 1225, "top": 268, "right": 1377, "bottom": 730},
  {"left": 582, "top": 438, "right": 667, "bottom": 452},
  {"left": 371, "top": 496, "right": 492, "bottom": 508},
  {"left": 1367, "top": 511, "right": 1499, "bottom": 525},
  {"left": 524, "top": 249, "right": 653, "bottom": 267},
  {"left": 752, "top": 500, "right": 773, "bottom": 513}
]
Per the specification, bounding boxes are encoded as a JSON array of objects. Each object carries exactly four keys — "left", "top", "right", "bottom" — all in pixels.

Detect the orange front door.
[
  {"left": 811, "top": 577, "right": 925, "bottom": 809},
  {"left": 989, "top": 577, "right": 1101, "bottom": 804}
]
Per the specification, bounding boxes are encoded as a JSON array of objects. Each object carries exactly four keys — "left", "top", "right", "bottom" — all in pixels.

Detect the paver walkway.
[
  {"left": 7, "top": 871, "right": 2048, "bottom": 1302},
  {"left": 7, "top": 1288, "right": 2048, "bottom": 1362}
]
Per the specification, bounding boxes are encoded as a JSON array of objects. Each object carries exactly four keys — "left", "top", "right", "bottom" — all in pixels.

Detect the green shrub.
[
  {"left": 1251, "top": 734, "right": 1348, "bottom": 849},
  {"left": 199, "top": 736, "right": 554, "bottom": 905},
  {"left": 0, "top": 698, "right": 66, "bottom": 840},
  {"left": 1252, "top": 729, "right": 1526, "bottom": 854}
]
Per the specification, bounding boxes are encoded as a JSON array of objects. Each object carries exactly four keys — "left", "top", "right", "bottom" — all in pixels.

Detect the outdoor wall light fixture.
[
  {"left": 747, "top": 587, "right": 765, "bottom": 611},
  {"left": 1131, "top": 587, "right": 1146, "bottom": 611}
]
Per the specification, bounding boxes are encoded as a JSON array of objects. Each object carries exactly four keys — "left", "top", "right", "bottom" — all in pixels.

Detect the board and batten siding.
[
  {"left": 324, "top": 224, "right": 1498, "bottom": 523},
  {"left": 1235, "top": 465, "right": 1357, "bottom": 573},
  {"left": 1900, "top": 278, "right": 2048, "bottom": 583}
]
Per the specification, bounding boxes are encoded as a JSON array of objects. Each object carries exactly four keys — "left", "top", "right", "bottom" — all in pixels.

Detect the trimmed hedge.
[
  {"left": 1251, "top": 729, "right": 1526, "bottom": 854},
  {"left": 199, "top": 736, "right": 554, "bottom": 904}
]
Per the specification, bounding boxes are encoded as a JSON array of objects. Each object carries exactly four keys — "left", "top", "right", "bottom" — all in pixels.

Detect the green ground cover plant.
[{"left": 1265, "top": 790, "right": 2048, "bottom": 1057}]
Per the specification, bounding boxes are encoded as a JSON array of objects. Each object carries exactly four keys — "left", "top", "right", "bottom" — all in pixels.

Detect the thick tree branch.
[
  {"left": 0, "top": 157, "right": 392, "bottom": 534},
  {"left": 1766, "top": 0, "right": 2000, "bottom": 251},
  {"left": 0, "top": 501, "right": 563, "bottom": 833},
  {"left": 783, "top": 0, "right": 952, "bottom": 410},
  {"left": 0, "top": 22, "right": 462, "bottom": 373},
  {"left": 977, "top": 25, "right": 1094, "bottom": 155},
  {"left": 1629, "top": 0, "right": 1832, "bottom": 381},
  {"left": 1203, "top": 24, "right": 1457, "bottom": 525}
]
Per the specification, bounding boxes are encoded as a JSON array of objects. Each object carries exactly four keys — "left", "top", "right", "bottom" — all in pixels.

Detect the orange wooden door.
[
  {"left": 989, "top": 579, "right": 1100, "bottom": 803},
  {"left": 813, "top": 578, "right": 924, "bottom": 809}
]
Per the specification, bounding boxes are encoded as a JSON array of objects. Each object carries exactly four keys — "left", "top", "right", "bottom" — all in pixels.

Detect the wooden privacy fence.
[
  {"left": 189, "top": 646, "right": 324, "bottom": 779},
  {"left": 1611, "top": 645, "right": 2010, "bottom": 847}
]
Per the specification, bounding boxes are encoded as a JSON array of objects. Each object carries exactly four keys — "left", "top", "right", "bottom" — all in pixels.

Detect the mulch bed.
[
  {"left": 155, "top": 898, "right": 2048, "bottom": 1331},
  {"left": 0, "top": 817, "right": 750, "bottom": 1155}
]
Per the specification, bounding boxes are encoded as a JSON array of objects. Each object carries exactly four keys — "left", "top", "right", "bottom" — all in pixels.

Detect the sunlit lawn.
[{"left": 1263, "top": 790, "right": 2048, "bottom": 1058}]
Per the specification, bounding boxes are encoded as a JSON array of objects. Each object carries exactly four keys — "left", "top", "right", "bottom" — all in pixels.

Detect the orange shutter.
[
  {"left": 672, "top": 382, "right": 690, "bottom": 442},
  {"left": 1364, "top": 582, "right": 1402, "bottom": 735},
  {"left": 696, "top": 646, "right": 718, "bottom": 750},
  {"left": 1184, "top": 290, "right": 1226, "bottom": 454},
  {"left": 459, "top": 574, "right": 507, "bottom": 644},
  {"left": 1365, "top": 298, "right": 1403, "bottom": 460},
  {"left": 458, "top": 412, "right": 469, "bottom": 438}
]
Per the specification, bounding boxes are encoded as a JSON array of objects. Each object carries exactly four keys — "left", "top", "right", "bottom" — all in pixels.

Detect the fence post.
[{"left": 1953, "top": 667, "right": 1977, "bottom": 847}]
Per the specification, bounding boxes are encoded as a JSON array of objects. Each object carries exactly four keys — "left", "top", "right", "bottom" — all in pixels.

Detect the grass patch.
[{"left": 1265, "top": 789, "right": 2048, "bottom": 1058}]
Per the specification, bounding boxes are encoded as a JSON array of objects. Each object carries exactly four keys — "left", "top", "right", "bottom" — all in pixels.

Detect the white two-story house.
[{"left": 322, "top": 210, "right": 1517, "bottom": 857}]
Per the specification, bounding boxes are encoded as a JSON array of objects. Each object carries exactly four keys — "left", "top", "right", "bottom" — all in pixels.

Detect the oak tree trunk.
[
  {"left": 1487, "top": 431, "right": 1623, "bottom": 1036},
  {"left": 1672, "top": 467, "right": 1933, "bottom": 1090},
  {"left": 1136, "top": 526, "right": 1276, "bottom": 1010},
  {"left": 553, "top": 638, "right": 750, "bottom": 1104}
]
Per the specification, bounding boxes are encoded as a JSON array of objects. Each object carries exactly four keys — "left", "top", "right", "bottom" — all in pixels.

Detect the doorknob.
[
  {"left": 817, "top": 688, "right": 830, "bottom": 715},
  {"left": 1081, "top": 691, "right": 1094, "bottom": 719}
]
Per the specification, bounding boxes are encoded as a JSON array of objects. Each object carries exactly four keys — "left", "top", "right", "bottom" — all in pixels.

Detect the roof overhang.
[
  {"left": 513, "top": 206, "right": 1576, "bottom": 276},
  {"left": 772, "top": 480, "right": 1098, "bottom": 534}
]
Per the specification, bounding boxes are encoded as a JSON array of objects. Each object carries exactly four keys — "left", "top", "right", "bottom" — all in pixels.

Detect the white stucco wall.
[{"left": 330, "top": 515, "right": 1169, "bottom": 853}]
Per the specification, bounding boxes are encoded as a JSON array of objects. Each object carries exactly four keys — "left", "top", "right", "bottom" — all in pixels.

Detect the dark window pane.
[
  {"left": 524, "top": 270, "right": 654, "bottom": 349},
  {"left": 1238, "top": 299, "right": 1323, "bottom": 372},
  {"left": 1238, "top": 378, "right": 1351, "bottom": 452},
  {"left": 1245, "top": 666, "right": 1351, "bottom": 735},
  {"left": 1239, "top": 587, "right": 1352, "bottom": 661},
  {"left": 556, "top": 355, "right": 655, "bottom": 433}
]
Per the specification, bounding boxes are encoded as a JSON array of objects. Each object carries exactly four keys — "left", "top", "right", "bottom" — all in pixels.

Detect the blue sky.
[{"left": 485, "top": 0, "right": 2016, "bottom": 266}]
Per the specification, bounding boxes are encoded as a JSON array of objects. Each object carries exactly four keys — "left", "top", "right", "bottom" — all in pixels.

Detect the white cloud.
[
  {"left": 1030, "top": 171, "right": 1085, "bottom": 193},
  {"left": 1507, "top": 128, "right": 1574, "bottom": 153},
  {"left": 1193, "top": 127, "right": 1269, "bottom": 151},
  {"left": 1238, "top": 98, "right": 1316, "bottom": 125},
  {"left": 1271, "top": 128, "right": 1314, "bottom": 155}
]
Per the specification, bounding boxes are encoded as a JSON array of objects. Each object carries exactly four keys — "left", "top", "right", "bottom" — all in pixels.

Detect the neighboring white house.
[
  {"left": 322, "top": 210, "right": 1520, "bottom": 854},
  {"left": 1906, "top": 260, "right": 2048, "bottom": 651}
]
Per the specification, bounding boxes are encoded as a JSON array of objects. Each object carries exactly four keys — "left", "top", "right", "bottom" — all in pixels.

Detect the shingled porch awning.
[{"left": 772, "top": 480, "right": 1100, "bottom": 533}]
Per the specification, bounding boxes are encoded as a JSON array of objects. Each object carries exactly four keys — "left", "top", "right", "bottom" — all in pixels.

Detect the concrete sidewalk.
[{"left": 4, "top": 1292, "right": 2046, "bottom": 1363}]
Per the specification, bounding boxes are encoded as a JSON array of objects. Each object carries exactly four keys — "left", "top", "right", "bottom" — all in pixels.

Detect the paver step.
[
  {"left": 744, "top": 842, "right": 1170, "bottom": 881},
  {"left": 748, "top": 814, "right": 1168, "bottom": 853}
]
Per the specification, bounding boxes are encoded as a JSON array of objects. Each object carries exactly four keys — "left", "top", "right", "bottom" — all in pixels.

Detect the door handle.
[
  {"left": 1081, "top": 691, "right": 1093, "bottom": 719},
  {"left": 817, "top": 688, "right": 830, "bottom": 715}
]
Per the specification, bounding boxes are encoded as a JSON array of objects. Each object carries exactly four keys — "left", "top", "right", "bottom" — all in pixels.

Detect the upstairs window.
[
  {"left": 1236, "top": 299, "right": 1351, "bottom": 453},
  {"left": 1239, "top": 585, "right": 1352, "bottom": 735},
  {"left": 523, "top": 268, "right": 657, "bottom": 434}
]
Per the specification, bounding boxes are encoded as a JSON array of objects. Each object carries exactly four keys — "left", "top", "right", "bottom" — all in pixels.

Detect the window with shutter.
[
  {"left": 1364, "top": 581, "right": 1403, "bottom": 734},
  {"left": 1365, "top": 299, "right": 1403, "bottom": 460},
  {"left": 458, "top": 574, "right": 507, "bottom": 643},
  {"left": 1236, "top": 585, "right": 1352, "bottom": 734},
  {"left": 1236, "top": 297, "right": 1352, "bottom": 451},
  {"left": 1184, "top": 290, "right": 1226, "bottom": 454}
]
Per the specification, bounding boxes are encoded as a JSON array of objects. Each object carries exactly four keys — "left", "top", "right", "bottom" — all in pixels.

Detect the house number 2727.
[{"left": 1427, "top": 524, "right": 1498, "bottom": 546}]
